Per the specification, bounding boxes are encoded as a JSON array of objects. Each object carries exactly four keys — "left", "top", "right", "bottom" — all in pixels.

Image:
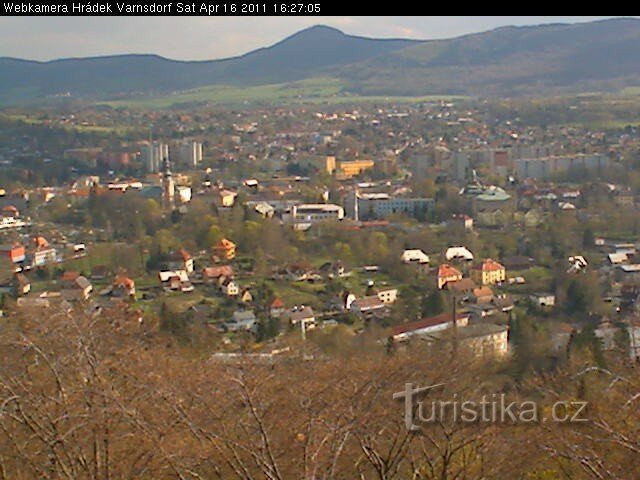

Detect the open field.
[
  {"left": 103, "top": 77, "right": 468, "bottom": 109},
  {"left": 0, "top": 112, "right": 137, "bottom": 134}
]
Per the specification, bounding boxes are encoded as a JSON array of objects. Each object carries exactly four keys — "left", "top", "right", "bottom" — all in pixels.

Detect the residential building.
[
  {"left": 1, "top": 205, "right": 19, "bottom": 218},
  {"left": 530, "top": 293, "right": 556, "bottom": 308},
  {"left": 502, "top": 256, "right": 535, "bottom": 271},
  {"left": 213, "top": 238, "right": 236, "bottom": 261},
  {"left": 64, "top": 275, "right": 93, "bottom": 300},
  {"left": 324, "top": 155, "right": 337, "bottom": 174},
  {"left": 391, "top": 312, "right": 470, "bottom": 342},
  {"left": 221, "top": 278, "right": 239, "bottom": 297},
  {"left": 445, "top": 246, "right": 474, "bottom": 262},
  {"left": 567, "top": 255, "right": 588, "bottom": 274},
  {"left": 142, "top": 141, "right": 169, "bottom": 173},
  {"left": 225, "top": 310, "right": 257, "bottom": 332},
  {"left": 513, "top": 153, "right": 608, "bottom": 180},
  {"left": 472, "top": 286, "right": 494, "bottom": 304},
  {"left": 335, "top": 159, "right": 374, "bottom": 179},
  {"left": 61, "top": 270, "right": 81, "bottom": 289},
  {"left": 0, "top": 243, "right": 25, "bottom": 263},
  {"left": 169, "top": 248, "right": 194, "bottom": 273},
  {"left": 176, "top": 140, "right": 203, "bottom": 168},
  {"left": 269, "top": 298, "right": 285, "bottom": 318},
  {"left": 446, "top": 278, "right": 477, "bottom": 296},
  {"left": 401, "top": 249, "right": 430, "bottom": 265},
  {"left": 350, "top": 296, "right": 385, "bottom": 316},
  {"left": 434, "top": 324, "right": 509, "bottom": 358},
  {"left": 436, "top": 264, "right": 463, "bottom": 289},
  {"left": 202, "top": 265, "right": 234, "bottom": 283},
  {"left": 347, "top": 192, "right": 434, "bottom": 220},
  {"left": 288, "top": 204, "right": 344, "bottom": 223},
  {"left": 284, "top": 306, "right": 316, "bottom": 327},
  {"left": 470, "top": 259, "right": 506, "bottom": 285},
  {"left": 32, "top": 247, "right": 57, "bottom": 267},
  {"left": 176, "top": 186, "right": 192, "bottom": 204},
  {"left": 240, "top": 289, "right": 253, "bottom": 303},
  {"left": 377, "top": 288, "right": 398, "bottom": 304},
  {"left": 218, "top": 189, "right": 237, "bottom": 208},
  {"left": 113, "top": 275, "right": 135, "bottom": 297}
]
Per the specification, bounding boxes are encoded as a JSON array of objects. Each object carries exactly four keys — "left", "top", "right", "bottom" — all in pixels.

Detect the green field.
[
  {"left": 104, "top": 77, "right": 467, "bottom": 109},
  {"left": 0, "top": 113, "right": 136, "bottom": 135}
]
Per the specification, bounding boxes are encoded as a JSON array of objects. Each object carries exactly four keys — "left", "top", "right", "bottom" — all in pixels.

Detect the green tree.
[{"left": 421, "top": 289, "right": 445, "bottom": 317}]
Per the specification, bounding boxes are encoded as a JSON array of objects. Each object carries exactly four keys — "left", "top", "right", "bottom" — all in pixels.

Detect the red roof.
[
  {"left": 61, "top": 271, "right": 80, "bottom": 282},
  {"left": 216, "top": 238, "right": 235, "bottom": 249},
  {"left": 114, "top": 275, "right": 135, "bottom": 289},
  {"left": 392, "top": 313, "right": 468, "bottom": 336},
  {"left": 177, "top": 248, "right": 191, "bottom": 261},
  {"left": 203, "top": 265, "right": 234, "bottom": 278},
  {"left": 270, "top": 297, "right": 285, "bottom": 309},
  {"left": 437, "top": 264, "right": 462, "bottom": 278},
  {"left": 33, "top": 236, "right": 49, "bottom": 248},
  {"left": 472, "top": 259, "right": 504, "bottom": 272}
]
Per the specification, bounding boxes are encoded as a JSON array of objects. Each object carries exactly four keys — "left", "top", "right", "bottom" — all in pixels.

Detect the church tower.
[{"left": 162, "top": 156, "right": 175, "bottom": 211}]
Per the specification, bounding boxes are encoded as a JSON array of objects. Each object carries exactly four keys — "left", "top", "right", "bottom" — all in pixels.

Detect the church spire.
[{"left": 162, "top": 156, "right": 175, "bottom": 210}]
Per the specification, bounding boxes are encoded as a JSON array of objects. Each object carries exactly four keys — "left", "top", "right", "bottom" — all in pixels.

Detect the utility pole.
[{"left": 452, "top": 293, "right": 458, "bottom": 358}]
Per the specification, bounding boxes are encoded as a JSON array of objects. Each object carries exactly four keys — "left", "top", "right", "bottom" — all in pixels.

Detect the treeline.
[{"left": 0, "top": 307, "right": 638, "bottom": 479}]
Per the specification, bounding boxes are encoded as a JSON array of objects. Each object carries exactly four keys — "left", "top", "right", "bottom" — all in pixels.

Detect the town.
[
  {"left": 3, "top": 15, "right": 640, "bottom": 479},
  {"left": 0, "top": 95, "right": 638, "bottom": 366}
]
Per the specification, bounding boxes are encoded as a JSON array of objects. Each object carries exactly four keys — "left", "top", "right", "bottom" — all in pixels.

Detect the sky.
[{"left": 0, "top": 16, "right": 632, "bottom": 61}]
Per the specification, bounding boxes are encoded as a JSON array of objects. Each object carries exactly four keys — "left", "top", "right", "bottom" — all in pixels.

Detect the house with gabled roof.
[
  {"left": 435, "top": 264, "right": 463, "bottom": 289},
  {"left": 221, "top": 278, "right": 239, "bottom": 297},
  {"left": 169, "top": 248, "right": 194, "bottom": 273},
  {"left": 270, "top": 297, "right": 285, "bottom": 318},
  {"left": 113, "top": 275, "right": 135, "bottom": 297},
  {"left": 470, "top": 259, "right": 506, "bottom": 285},
  {"left": 203, "top": 265, "right": 234, "bottom": 283},
  {"left": 213, "top": 238, "right": 236, "bottom": 261}
]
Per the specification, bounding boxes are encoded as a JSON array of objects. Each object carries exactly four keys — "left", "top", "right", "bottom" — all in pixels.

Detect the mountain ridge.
[{"left": 1, "top": 19, "right": 640, "bottom": 104}]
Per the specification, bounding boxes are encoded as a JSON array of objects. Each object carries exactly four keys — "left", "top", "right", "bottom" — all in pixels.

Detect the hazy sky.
[{"left": 0, "top": 16, "right": 631, "bottom": 61}]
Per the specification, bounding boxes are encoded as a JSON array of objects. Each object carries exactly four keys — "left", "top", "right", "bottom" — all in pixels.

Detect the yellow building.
[
  {"left": 213, "top": 238, "right": 236, "bottom": 260},
  {"left": 336, "top": 159, "right": 374, "bottom": 180},
  {"left": 325, "top": 156, "right": 337, "bottom": 174},
  {"left": 218, "top": 189, "right": 237, "bottom": 208},
  {"left": 470, "top": 258, "right": 506, "bottom": 285}
]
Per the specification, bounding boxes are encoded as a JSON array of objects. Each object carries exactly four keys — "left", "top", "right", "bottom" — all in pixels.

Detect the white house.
[
  {"left": 400, "top": 249, "right": 430, "bottom": 265},
  {"left": 376, "top": 288, "right": 398, "bottom": 304},
  {"left": 221, "top": 279, "right": 239, "bottom": 297},
  {"left": 530, "top": 292, "right": 556, "bottom": 307},
  {"left": 284, "top": 306, "right": 316, "bottom": 328},
  {"left": 445, "top": 246, "right": 474, "bottom": 262},
  {"left": 567, "top": 255, "right": 588, "bottom": 273}
]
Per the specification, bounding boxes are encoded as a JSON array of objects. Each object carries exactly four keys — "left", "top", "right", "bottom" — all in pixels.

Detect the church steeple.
[{"left": 162, "top": 156, "right": 175, "bottom": 210}]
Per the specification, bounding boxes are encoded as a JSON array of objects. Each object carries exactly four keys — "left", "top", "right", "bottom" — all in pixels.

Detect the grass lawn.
[
  {"left": 267, "top": 280, "right": 323, "bottom": 308},
  {"left": 163, "top": 292, "right": 205, "bottom": 313}
]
